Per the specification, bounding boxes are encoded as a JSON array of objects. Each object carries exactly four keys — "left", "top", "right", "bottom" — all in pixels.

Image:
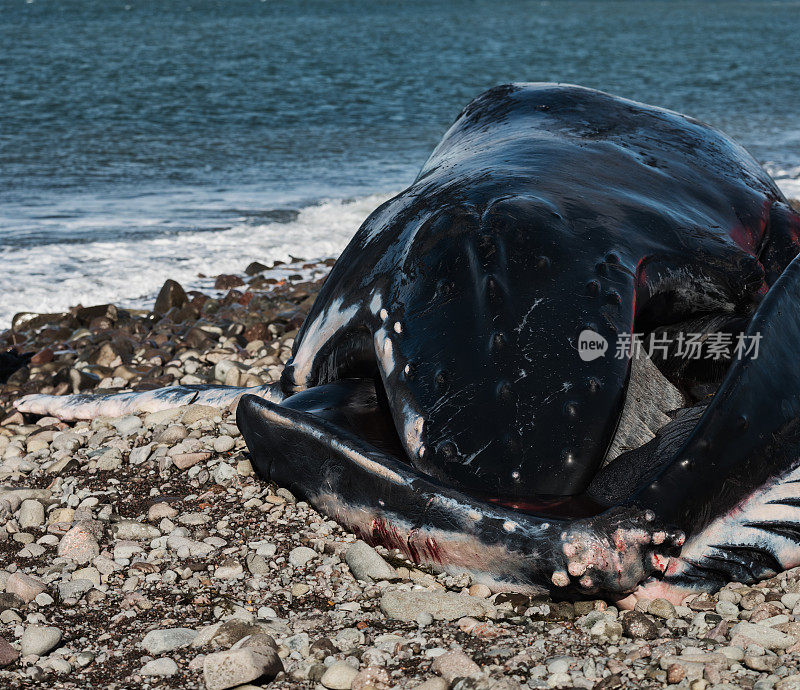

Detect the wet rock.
[
  {"left": 381, "top": 590, "right": 496, "bottom": 622},
  {"left": 245, "top": 262, "right": 269, "bottom": 276},
  {"left": 20, "top": 625, "right": 62, "bottom": 657},
  {"left": 185, "top": 327, "right": 215, "bottom": 349},
  {"left": 214, "top": 274, "right": 245, "bottom": 290},
  {"left": 73, "top": 303, "right": 118, "bottom": 325},
  {"left": 30, "top": 348, "right": 55, "bottom": 366},
  {"left": 89, "top": 339, "right": 133, "bottom": 367},
  {"left": 345, "top": 540, "right": 398, "bottom": 582},
  {"left": 154, "top": 279, "right": 188, "bottom": 315},
  {"left": 69, "top": 367, "right": 100, "bottom": 393},
  {"left": 243, "top": 322, "right": 269, "bottom": 342},
  {"left": 203, "top": 647, "right": 283, "bottom": 689},
  {"left": 621, "top": 610, "right": 659, "bottom": 639}
]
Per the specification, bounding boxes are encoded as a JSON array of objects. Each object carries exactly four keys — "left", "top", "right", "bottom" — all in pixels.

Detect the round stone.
[
  {"left": 289, "top": 546, "right": 317, "bottom": 568},
  {"left": 213, "top": 436, "right": 236, "bottom": 453},
  {"left": 321, "top": 661, "right": 359, "bottom": 689},
  {"left": 20, "top": 625, "right": 62, "bottom": 657},
  {"left": 140, "top": 657, "right": 179, "bottom": 676}
]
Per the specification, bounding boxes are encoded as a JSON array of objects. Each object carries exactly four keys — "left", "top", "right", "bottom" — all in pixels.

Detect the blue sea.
[{"left": 2, "top": 0, "right": 799, "bottom": 325}]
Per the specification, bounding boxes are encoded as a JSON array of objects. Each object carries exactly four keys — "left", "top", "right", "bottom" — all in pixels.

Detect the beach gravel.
[{"left": 5, "top": 261, "right": 800, "bottom": 687}]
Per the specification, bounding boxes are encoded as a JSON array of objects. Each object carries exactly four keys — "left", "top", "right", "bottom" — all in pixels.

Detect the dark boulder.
[{"left": 153, "top": 280, "right": 188, "bottom": 316}]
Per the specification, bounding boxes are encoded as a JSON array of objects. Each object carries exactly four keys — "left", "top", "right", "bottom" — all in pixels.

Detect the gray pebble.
[
  {"left": 142, "top": 627, "right": 197, "bottom": 655},
  {"left": 140, "top": 657, "right": 179, "bottom": 676},
  {"left": 321, "top": 660, "right": 360, "bottom": 689},
  {"left": 18, "top": 499, "right": 45, "bottom": 530},
  {"left": 289, "top": 546, "right": 318, "bottom": 568},
  {"left": 344, "top": 540, "right": 398, "bottom": 582},
  {"left": 380, "top": 589, "right": 496, "bottom": 622},
  {"left": 213, "top": 435, "right": 236, "bottom": 453},
  {"left": 20, "top": 625, "right": 62, "bottom": 657}
]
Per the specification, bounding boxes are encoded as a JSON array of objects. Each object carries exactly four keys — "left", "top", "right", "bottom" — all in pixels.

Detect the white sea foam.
[
  {"left": 767, "top": 164, "right": 800, "bottom": 200},
  {"left": 2, "top": 172, "right": 799, "bottom": 330},
  {"left": 0, "top": 193, "right": 392, "bottom": 328}
]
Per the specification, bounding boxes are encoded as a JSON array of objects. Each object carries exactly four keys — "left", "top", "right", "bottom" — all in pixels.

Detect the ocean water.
[{"left": 2, "top": 0, "right": 799, "bottom": 326}]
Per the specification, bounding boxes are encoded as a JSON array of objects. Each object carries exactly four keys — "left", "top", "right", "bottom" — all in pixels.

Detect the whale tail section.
[{"left": 14, "top": 382, "right": 284, "bottom": 421}]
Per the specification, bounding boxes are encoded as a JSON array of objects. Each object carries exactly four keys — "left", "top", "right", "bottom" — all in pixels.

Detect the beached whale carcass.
[{"left": 18, "top": 84, "right": 800, "bottom": 605}]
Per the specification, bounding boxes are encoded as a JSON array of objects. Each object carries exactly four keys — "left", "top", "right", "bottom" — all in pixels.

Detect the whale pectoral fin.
[
  {"left": 15, "top": 383, "right": 284, "bottom": 421},
  {"left": 632, "top": 251, "right": 800, "bottom": 591},
  {"left": 236, "top": 393, "right": 682, "bottom": 594},
  {"left": 281, "top": 296, "right": 371, "bottom": 393}
]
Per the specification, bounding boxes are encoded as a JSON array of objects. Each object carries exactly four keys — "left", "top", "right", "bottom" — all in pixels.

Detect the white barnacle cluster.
[{"left": 373, "top": 306, "right": 398, "bottom": 376}]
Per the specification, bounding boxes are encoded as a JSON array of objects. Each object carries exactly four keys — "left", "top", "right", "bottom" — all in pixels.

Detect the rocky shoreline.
[{"left": 3, "top": 260, "right": 800, "bottom": 689}]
